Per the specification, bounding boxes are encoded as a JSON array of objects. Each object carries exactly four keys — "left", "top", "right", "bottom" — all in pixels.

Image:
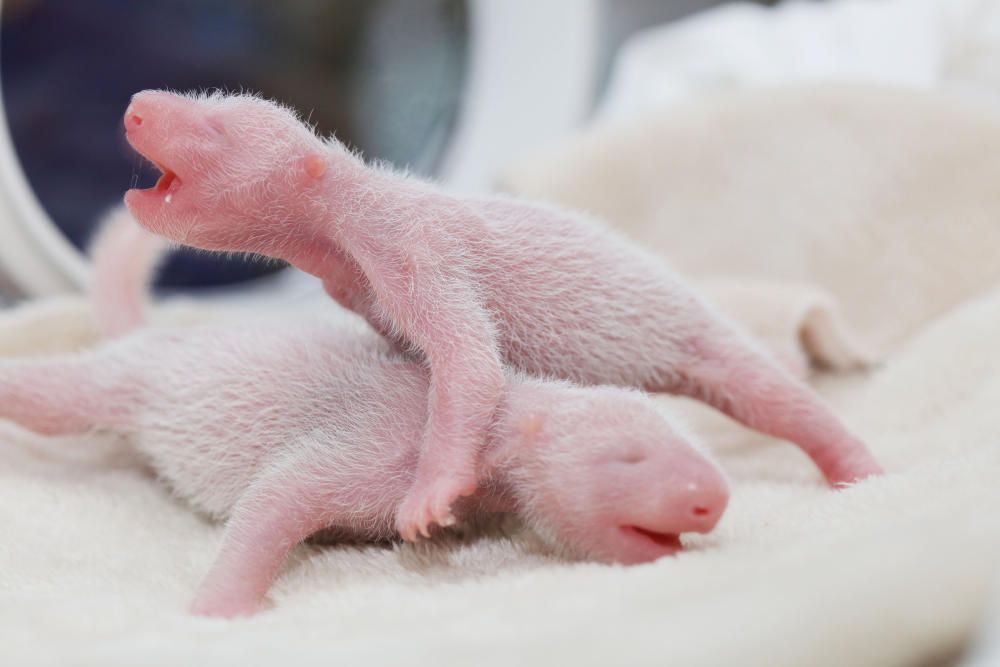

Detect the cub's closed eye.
[
  {"left": 616, "top": 449, "right": 646, "bottom": 465},
  {"left": 207, "top": 119, "right": 226, "bottom": 137}
]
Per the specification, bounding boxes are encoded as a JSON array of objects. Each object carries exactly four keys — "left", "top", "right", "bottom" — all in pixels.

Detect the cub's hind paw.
[{"left": 825, "top": 449, "right": 884, "bottom": 487}]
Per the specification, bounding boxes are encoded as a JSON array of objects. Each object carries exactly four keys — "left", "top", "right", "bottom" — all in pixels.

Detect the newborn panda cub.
[
  {"left": 122, "top": 90, "right": 882, "bottom": 541},
  {"left": 0, "top": 217, "right": 728, "bottom": 618}
]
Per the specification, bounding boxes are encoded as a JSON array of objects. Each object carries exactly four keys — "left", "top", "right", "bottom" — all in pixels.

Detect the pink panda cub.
[
  {"left": 122, "top": 90, "right": 881, "bottom": 542},
  {"left": 0, "top": 212, "right": 728, "bottom": 617}
]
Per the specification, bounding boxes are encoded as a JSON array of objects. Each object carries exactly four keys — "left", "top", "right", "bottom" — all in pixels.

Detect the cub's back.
[{"left": 123, "top": 318, "right": 427, "bottom": 518}]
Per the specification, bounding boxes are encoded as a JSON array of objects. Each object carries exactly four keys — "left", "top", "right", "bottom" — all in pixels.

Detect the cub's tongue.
[
  {"left": 155, "top": 170, "right": 178, "bottom": 193},
  {"left": 631, "top": 526, "right": 682, "bottom": 549}
]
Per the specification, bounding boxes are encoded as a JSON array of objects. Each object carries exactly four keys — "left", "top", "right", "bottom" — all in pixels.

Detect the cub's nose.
[
  {"left": 661, "top": 469, "right": 729, "bottom": 534},
  {"left": 124, "top": 103, "right": 144, "bottom": 132},
  {"left": 683, "top": 481, "right": 727, "bottom": 532}
]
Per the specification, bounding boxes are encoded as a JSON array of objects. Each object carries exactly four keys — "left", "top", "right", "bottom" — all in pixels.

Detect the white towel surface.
[{"left": 2, "top": 84, "right": 1000, "bottom": 666}]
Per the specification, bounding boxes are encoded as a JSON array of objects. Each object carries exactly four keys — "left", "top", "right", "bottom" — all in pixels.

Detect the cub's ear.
[
  {"left": 299, "top": 153, "right": 327, "bottom": 180},
  {"left": 518, "top": 414, "right": 545, "bottom": 443},
  {"left": 484, "top": 412, "right": 546, "bottom": 470}
]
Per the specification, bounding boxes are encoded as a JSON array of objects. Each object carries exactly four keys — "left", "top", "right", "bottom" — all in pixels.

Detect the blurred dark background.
[{"left": 1, "top": 0, "right": 468, "bottom": 287}]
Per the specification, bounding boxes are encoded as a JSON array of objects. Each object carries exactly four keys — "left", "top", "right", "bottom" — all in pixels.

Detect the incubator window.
[{"left": 1, "top": 0, "right": 467, "bottom": 288}]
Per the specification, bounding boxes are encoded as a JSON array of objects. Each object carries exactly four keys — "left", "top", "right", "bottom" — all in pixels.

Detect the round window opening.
[{"left": 1, "top": 0, "right": 467, "bottom": 289}]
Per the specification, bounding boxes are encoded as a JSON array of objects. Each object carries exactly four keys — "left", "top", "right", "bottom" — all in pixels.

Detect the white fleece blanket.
[{"left": 3, "top": 83, "right": 1000, "bottom": 666}]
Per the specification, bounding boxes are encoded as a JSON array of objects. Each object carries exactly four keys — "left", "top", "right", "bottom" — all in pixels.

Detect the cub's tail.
[{"left": 88, "top": 206, "right": 168, "bottom": 337}]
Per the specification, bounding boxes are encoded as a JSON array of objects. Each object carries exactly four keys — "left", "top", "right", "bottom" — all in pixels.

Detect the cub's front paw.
[{"left": 395, "top": 474, "right": 477, "bottom": 542}]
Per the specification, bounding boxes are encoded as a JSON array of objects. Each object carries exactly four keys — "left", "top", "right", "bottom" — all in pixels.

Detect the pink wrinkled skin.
[
  {"left": 0, "top": 216, "right": 728, "bottom": 618},
  {"left": 122, "top": 90, "right": 882, "bottom": 540}
]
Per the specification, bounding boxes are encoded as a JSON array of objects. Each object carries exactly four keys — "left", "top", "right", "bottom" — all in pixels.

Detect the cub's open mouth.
[
  {"left": 621, "top": 525, "right": 683, "bottom": 551},
  {"left": 155, "top": 168, "right": 179, "bottom": 194},
  {"left": 145, "top": 159, "right": 182, "bottom": 198},
  {"left": 126, "top": 149, "right": 183, "bottom": 202}
]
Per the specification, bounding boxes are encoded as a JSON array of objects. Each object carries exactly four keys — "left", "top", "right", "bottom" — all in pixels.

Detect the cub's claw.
[{"left": 395, "top": 475, "right": 475, "bottom": 542}]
